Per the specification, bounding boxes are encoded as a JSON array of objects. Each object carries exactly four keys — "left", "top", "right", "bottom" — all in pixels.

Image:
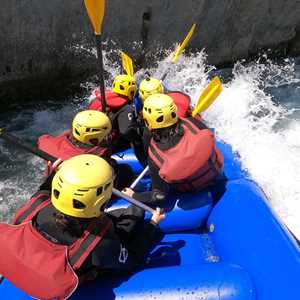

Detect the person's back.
[
  {"left": 0, "top": 154, "right": 165, "bottom": 300},
  {"left": 123, "top": 94, "right": 224, "bottom": 206},
  {"left": 38, "top": 110, "right": 112, "bottom": 174}
]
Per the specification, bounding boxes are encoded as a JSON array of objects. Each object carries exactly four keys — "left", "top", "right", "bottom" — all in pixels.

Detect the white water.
[
  {"left": 154, "top": 51, "right": 300, "bottom": 238},
  {"left": 1, "top": 47, "right": 300, "bottom": 239}
]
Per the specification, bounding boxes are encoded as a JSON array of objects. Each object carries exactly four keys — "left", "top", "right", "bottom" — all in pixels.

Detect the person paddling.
[
  {"left": 89, "top": 74, "right": 136, "bottom": 114},
  {"left": 89, "top": 74, "right": 140, "bottom": 153},
  {"left": 0, "top": 154, "right": 165, "bottom": 300},
  {"left": 38, "top": 110, "right": 132, "bottom": 190},
  {"left": 123, "top": 94, "right": 224, "bottom": 206},
  {"left": 137, "top": 76, "right": 195, "bottom": 119}
]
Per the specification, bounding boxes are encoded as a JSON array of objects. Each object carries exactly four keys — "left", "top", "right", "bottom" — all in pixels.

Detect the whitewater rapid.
[{"left": 0, "top": 48, "right": 299, "bottom": 239}]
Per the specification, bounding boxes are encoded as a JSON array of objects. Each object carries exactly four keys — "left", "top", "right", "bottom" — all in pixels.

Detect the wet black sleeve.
[
  {"left": 39, "top": 171, "right": 56, "bottom": 191},
  {"left": 132, "top": 158, "right": 169, "bottom": 206},
  {"left": 186, "top": 116, "right": 209, "bottom": 130},
  {"left": 91, "top": 220, "right": 158, "bottom": 272}
]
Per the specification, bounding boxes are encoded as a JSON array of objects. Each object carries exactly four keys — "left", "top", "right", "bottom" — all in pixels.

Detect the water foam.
[{"left": 125, "top": 50, "right": 300, "bottom": 237}]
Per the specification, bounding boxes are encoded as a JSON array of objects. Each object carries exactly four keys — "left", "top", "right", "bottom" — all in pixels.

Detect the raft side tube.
[{"left": 208, "top": 179, "right": 300, "bottom": 300}]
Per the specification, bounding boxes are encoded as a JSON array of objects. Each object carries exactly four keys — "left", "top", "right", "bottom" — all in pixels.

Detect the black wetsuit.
[
  {"left": 33, "top": 191, "right": 159, "bottom": 276},
  {"left": 133, "top": 117, "right": 209, "bottom": 207}
]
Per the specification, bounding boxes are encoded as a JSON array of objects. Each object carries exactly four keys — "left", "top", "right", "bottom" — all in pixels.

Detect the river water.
[{"left": 0, "top": 49, "right": 300, "bottom": 239}]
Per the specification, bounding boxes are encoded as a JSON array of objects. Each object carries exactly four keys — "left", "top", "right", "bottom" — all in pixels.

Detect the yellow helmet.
[
  {"left": 143, "top": 94, "right": 178, "bottom": 130},
  {"left": 112, "top": 74, "right": 136, "bottom": 100},
  {"left": 72, "top": 110, "right": 112, "bottom": 146},
  {"left": 139, "top": 77, "right": 164, "bottom": 102},
  {"left": 51, "top": 154, "right": 113, "bottom": 218}
]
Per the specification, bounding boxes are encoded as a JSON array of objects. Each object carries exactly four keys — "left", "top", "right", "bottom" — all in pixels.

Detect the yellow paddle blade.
[
  {"left": 192, "top": 77, "right": 223, "bottom": 116},
  {"left": 121, "top": 51, "right": 134, "bottom": 77},
  {"left": 84, "top": 0, "right": 106, "bottom": 35},
  {"left": 172, "top": 23, "right": 197, "bottom": 64}
]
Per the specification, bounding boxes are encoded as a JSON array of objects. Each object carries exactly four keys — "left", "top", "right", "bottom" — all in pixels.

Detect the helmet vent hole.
[
  {"left": 171, "top": 112, "right": 177, "bottom": 119},
  {"left": 97, "top": 187, "right": 103, "bottom": 196},
  {"left": 53, "top": 189, "right": 60, "bottom": 199},
  {"left": 89, "top": 138, "right": 99, "bottom": 145},
  {"left": 75, "top": 129, "right": 80, "bottom": 136},
  {"left": 92, "top": 128, "right": 100, "bottom": 132},
  {"left": 73, "top": 199, "right": 86, "bottom": 209},
  {"left": 120, "top": 85, "right": 125, "bottom": 90},
  {"left": 156, "top": 116, "right": 164, "bottom": 123},
  {"left": 86, "top": 128, "right": 91, "bottom": 132},
  {"left": 104, "top": 182, "right": 111, "bottom": 191}
]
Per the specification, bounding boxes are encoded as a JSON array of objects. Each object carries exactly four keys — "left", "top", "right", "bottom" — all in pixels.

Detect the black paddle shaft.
[
  {"left": 0, "top": 129, "right": 156, "bottom": 214},
  {"left": 0, "top": 130, "right": 57, "bottom": 162},
  {"left": 95, "top": 35, "right": 107, "bottom": 113}
]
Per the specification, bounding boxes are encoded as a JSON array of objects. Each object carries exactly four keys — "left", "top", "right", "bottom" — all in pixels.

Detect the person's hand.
[
  {"left": 47, "top": 158, "right": 63, "bottom": 175},
  {"left": 150, "top": 207, "right": 165, "bottom": 226},
  {"left": 122, "top": 187, "right": 134, "bottom": 197}
]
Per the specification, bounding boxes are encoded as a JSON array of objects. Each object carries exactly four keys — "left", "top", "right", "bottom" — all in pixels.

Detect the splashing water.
[{"left": 0, "top": 47, "right": 300, "bottom": 240}]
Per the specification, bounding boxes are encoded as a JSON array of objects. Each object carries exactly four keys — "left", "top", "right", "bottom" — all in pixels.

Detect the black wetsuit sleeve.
[
  {"left": 39, "top": 171, "right": 56, "bottom": 191},
  {"left": 90, "top": 221, "right": 157, "bottom": 272},
  {"left": 132, "top": 158, "right": 169, "bottom": 206},
  {"left": 142, "top": 127, "right": 151, "bottom": 153},
  {"left": 186, "top": 116, "right": 209, "bottom": 130}
]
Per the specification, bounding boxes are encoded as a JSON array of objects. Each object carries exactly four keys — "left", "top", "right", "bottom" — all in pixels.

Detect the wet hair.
[
  {"left": 152, "top": 121, "right": 184, "bottom": 143},
  {"left": 53, "top": 209, "right": 89, "bottom": 238}
]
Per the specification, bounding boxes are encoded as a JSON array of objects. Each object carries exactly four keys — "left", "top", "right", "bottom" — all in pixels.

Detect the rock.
[{"left": 0, "top": 0, "right": 300, "bottom": 106}]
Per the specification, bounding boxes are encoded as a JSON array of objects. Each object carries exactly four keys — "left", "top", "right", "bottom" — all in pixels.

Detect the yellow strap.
[
  {"left": 192, "top": 77, "right": 222, "bottom": 117},
  {"left": 172, "top": 23, "right": 197, "bottom": 64},
  {"left": 121, "top": 51, "right": 134, "bottom": 77},
  {"left": 84, "top": 0, "right": 106, "bottom": 35}
]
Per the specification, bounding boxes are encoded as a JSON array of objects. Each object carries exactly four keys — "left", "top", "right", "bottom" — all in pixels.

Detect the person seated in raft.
[
  {"left": 115, "top": 76, "right": 200, "bottom": 166},
  {"left": 89, "top": 74, "right": 136, "bottom": 115},
  {"left": 0, "top": 154, "right": 165, "bottom": 300},
  {"left": 122, "top": 94, "right": 224, "bottom": 207},
  {"left": 137, "top": 76, "right": 197, "bottom": 119},
  {"left": 37, "top": 110, "right": 133, "bottom": 190},
  {"left": 89, "top": 74, "right": 138, "bottom": 153}
]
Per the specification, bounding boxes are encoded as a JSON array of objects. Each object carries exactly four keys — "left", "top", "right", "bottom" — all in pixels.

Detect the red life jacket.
[
  {"left": 38, "top": 130, "right": 110, "bottom": 175},
  {"left": 89, "top": 89, "right": 129, "bottom": 113},
  {"left": 0, "top": 192, "right": 112, "bottom": 300},
  {"left": 167, "top": 91, "right": 192, "bottom": 118},
  {"left": 148, "top": 118, "right": 224, "bottom": 192}
]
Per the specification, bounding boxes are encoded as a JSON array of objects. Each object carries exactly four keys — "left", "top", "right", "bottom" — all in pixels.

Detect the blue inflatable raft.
[{"left": 1, "top": 140, "right": 300, "bottom": 300}]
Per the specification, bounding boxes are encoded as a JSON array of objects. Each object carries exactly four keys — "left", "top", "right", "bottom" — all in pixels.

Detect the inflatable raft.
[{"left": 1, "top": 140, "right": 300, "bottom": 300}]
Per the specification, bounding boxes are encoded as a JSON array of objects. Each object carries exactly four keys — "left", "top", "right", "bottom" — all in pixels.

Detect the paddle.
[
  {"left": 84, "top": 0, "right": 107, "bottom": 112},
  {"left": 130, "top": 165, "right": 149, "bottom": 189},
  {"left": 121, "top": 52, "right": 134, "bottom": 77},
  {"left": 0, "top": 129, "right": 155, "bottom": 214},
  {"left": 119, "top": 23, "right": 196, "bottom": 82},
  {"left": 161, "top": 23, "right": 197, "bottom": 81},
  {"left": 192, "top": 76, "right": 222, "bottom": 117}
]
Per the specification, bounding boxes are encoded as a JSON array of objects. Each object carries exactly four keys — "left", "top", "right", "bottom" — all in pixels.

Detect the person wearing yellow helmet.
[
  {"left": 0, "top": 154, "right": 165, "bottom": 300},
  {"left": 137, "top": 76, "right": 194, "bottom": 119},
  {"left": 89, "top": 74, "right": 140, "bottom": 154},
  {"left": 38, "top": 110, "right": 112, "bottom": 175},
  {"left": 89, "top": 74, "right": 136, "bottom": 114},
  {"left": 123, "top": 94, "right": 224, "bottom": 206},
  {"left": 138, "top": 77, "right": 165, "bottom": 103},
  {"left": 38, "top": 109, "right": 134, "bottom": 190}
]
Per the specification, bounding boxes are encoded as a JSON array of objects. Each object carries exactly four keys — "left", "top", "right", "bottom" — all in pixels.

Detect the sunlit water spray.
[{"left": 0, "top": 47, "right": 300, "bottom": 240}]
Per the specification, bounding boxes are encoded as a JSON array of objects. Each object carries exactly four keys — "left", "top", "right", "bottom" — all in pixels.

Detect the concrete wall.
[{"left": 1, "top": 0, "right": 300, "bottom": 106}]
